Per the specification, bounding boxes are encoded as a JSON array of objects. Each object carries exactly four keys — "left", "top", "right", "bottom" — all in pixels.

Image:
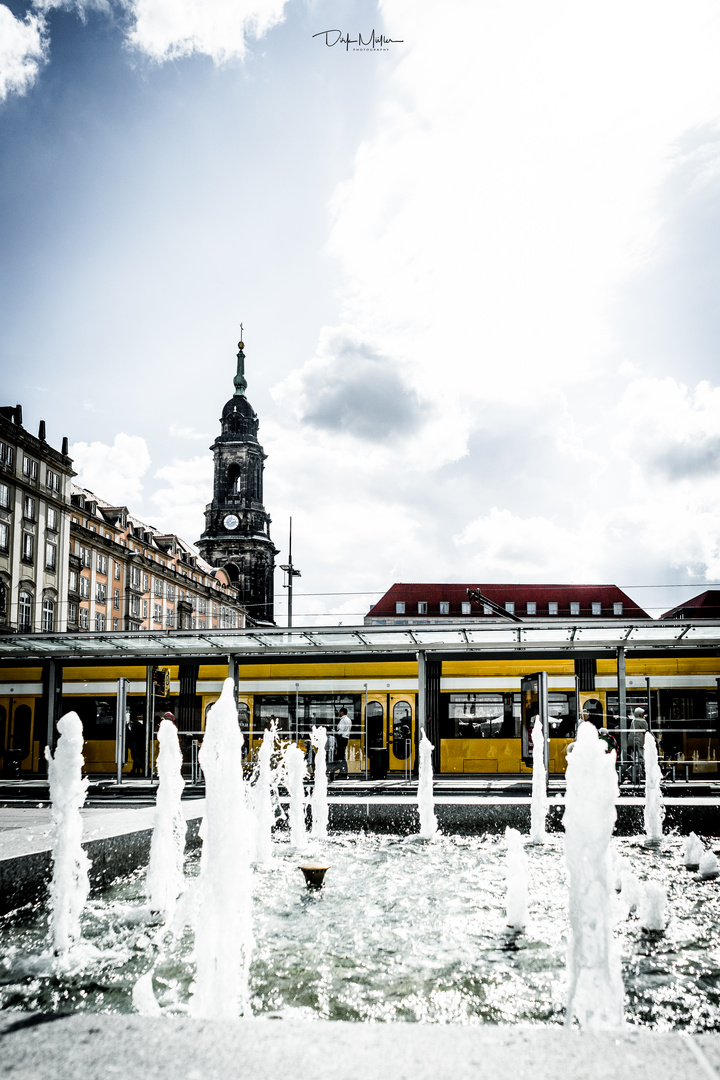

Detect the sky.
[{"left": 2, "top": 0, "right": 720, "bottom": 624}]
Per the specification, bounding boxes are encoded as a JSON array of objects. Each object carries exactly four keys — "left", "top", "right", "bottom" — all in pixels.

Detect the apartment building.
[{"left": 0, "top": 406, "right": 74, "bottom": 633}]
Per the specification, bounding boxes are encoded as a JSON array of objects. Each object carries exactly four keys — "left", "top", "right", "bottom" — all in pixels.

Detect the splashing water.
[
  {"left": 530, "top": 716, "right": 548, "bottom": 844},
  {"left": 643, "top": 731, "right": 664, "bottom": 843},
  {"left": 191, "top": 678, "right": 253, "bottom": 1019},
  {"left": 146, "top": 717, "right": 186, "bottom": 918},
  {"left": 311, "top": 726, "right": 328, "bottom": 840},
  {"left": 699, "top": 850, "right": 719, "bottom": 879},
  {"left": 639, "top": 881, "right": 667, "bottom": 931},
  {"left": 46, "top": 712, "right": 90, "bottom": 960},
  {"left": 504, "top": 826, "right": 528, "bottom": 930},
  {"left": 683, "top": 832, "right": 705, "bottom": 870},
  {"left": 417, "top": 730, "right": 438, "bottom": 839},
  {"left": 564, "top": 720, "right": 624, "bottom": 1030},
  {"left": 252, "top": 725, "right": 277, "bottom": 865},
  {"left": 283, "top": 742, "right": 307, "bottom": 849}
]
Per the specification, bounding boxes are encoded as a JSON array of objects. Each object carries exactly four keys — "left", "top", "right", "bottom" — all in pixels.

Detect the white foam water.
[
  {"left": 417, "top": 730, "right": 438, "bottom": 839},
  {"left": 191, "top": 678, "right": 253, "bottom": 1019},
  {"left": 146, "top": 717, "right": 186, "bottom": 918},
  {"left": 564, "top": 720, "right": 624, "bottom": 1030},
  {"left": 283, "top": 742, "right": 308, "bottom": 849},
  {"left": 699, "top": 850, "right": 719, "bottom": 879},
  {"left": 504, "top": 826, "right": 528, "bottom": 930},
  {"left": 46, "top": 711, "right": 90, "bottom": 960},
  {"left": 683, "top": 832, "right": 705, "bottom": 870},
  {"left": 252, "top": 725, "right": 276, "bottom": 865},
  {"left": 311, "top": 726, "right": 328, "bottom": 840},
  {"left": 643, "top": 731, "right": 664, "bottom": 843},
  {"left": 640, "top": 882, "right": 667, "bottom": 931},
  {"left": 530, "top": 716, "right": 548, "bottom": 844}
]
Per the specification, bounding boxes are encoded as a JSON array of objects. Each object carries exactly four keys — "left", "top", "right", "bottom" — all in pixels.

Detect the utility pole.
[{"left": 279, "top": 517, "right": 302, "bottom": 628}]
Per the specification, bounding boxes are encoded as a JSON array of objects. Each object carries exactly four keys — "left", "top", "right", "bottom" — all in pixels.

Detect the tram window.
[
  {"left": 448, "top": 693, "right": 505, "bottom": 738},
  {"left": 12, "top": 705, "right": 31, "bottom": 759},
  {"left": 392, "top": 701, "right": 412, "bottom": 759},
  {"left": 366, "top": 701, "right": 384, "bottom": 748},
  {"left": 548, "top": 693, "right": 575, "bottom": 737},
  {"left": 0, "top": 704, "right": 5, "bottom": 748}
]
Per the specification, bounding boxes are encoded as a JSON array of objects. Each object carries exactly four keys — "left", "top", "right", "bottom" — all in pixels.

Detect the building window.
[
  {"left": 79, "top": 576, "right": 90, "bottom": 599},
  {"left": 483, "top": 604, "right": 493, "bottom": 615},
  {"left": 212, "top": 603, "right": 218, "bottom": 616},
  {"left": 526, "top": 601, "right": 536, "bottom": 615},
  {"left": 153, "top": 604, "right": 162, "bottom": 623},
  {"left": 166, "top": 583, "right": 175, "bottom": 600},
  {"left": 42, "top": 598, "right": 55, "bottom": 632},
  {"left": 47, "top": 507, "right": 58, "bottom": 531},
  {"left": 113, "top": 589, "right": 120, "bottom": 609},
  {"left": 96, "top": 613, "right": 106, "bottom": 631},
  {"left": 45, "top": 542, "right": 56, "bottom": 571},
  {"left": 96, "top": 553, "right": 108, "bottom": 575},
  {"left": 548, "top": 602, "right": 558, "bottom": 615},
  {"left": 96, "top": 582, "right": 107, "bottom": 603},
  {"left": 613, "top": 602, "right": 623, "bottom": 616},
  {"left": 114, "top": 561, "right": 121, "bottom": 580},
  {"left": 23, "top": 495, "right": 35, "bottom": 520},
  {"left": 142, "top": 599, "right": 148, "bottom": 618},
  {"left": 417, "top": 601, "right": 427, "bottom": 614},
  {"left": 570, "top": 602, "right": 580, "bottom": 616},
  {"left": 112, "top": 617, "right": 119, "bottom": 631},
  {"left": 395, "top": 601, "right": 405, "bottom": 614},
  {"left": 0, "top": 483, "right": 9, "bottom": 509},
  {"left": 461, "top": 601, "right": 471, "bottom": 615},
  {"left": 143, "top": 573, "right": 149, "bottom": 591},
  {"left": 130, "top": 566, "right": 141, "bottom": 588},
  {"left": 166, "top": 610, "right": 175, "bottom": 627},
  {"left": 68, "top": 602, "right": 77, "bottom": 622},
  {"left": 0, "top": 443, "right": 13, "bottom": 467},
  {"left": 23, "top": 457, "right": 38, "bottom": 481},
  {"left": 130, "top": 595, "right": 140, "bottom": 616},
  {"left": 505, "top": 602, "right": 515, "bottom": 614},
  {"left": 79, "top": 545, "right": 91, "bottom": 568},
  {"left": 46, "top": 469, "right": 60, "bottom": 491},
  {"left": 439, "top": 601, "right": 450, "bottom": 615},
  {"left": 79, "top": 607, "right": 89, "bottom": 630},
  {"left": 198, "top": 598, "right": 207, "bottom": 615},
  {"left": 154, "top": 579, "right": 163, "bottom": 596},
  {"left": 18, "top": 590, "right": 32, "bottom": 631},
  {"left": 69, "top": 569, "right": 78, "bottom": 593},
  {"left": 591, "top": 602, "right": 601, "bottom": 615},
  {"left": 22, "top": 532, "right": 34, "bottom": 562},
  {"left": 0, "top": 522, "right": 8, "bottom": 553}
]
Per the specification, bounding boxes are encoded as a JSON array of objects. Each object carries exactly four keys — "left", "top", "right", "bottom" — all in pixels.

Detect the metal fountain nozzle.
[{"left": 298, "top": 862, "right": 330, "bottom": 888}]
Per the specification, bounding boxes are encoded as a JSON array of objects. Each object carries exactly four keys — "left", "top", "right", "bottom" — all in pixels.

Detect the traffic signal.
[{"left": 152, "top": 666, "right": 170, "bottom": 697}]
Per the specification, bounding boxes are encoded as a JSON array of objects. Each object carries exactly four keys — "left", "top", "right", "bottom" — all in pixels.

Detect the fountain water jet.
[
  {"left": 146, "top": 717, "right": 186, "bottom": 918},
  {"left": 683, "top": 832, "right": 704, "bottom": 870},
  {"left": 699, "top": 850, "right": 719, "bottom": 879},
  {"left": 283, "top": 742, "right": 308, "bottom": 849},
  {"left": 564, "top": 721, "right": 624, "bottom": 1030},
  {"left": 250, "top": 724, "right": 277, "bottom": 866},
  {"left": 643, "top": 731, "right": 664, "bottom": 843},
  {"left": 191, "top": 678, "right": 253, "bottom": 1020},
  {"left": 640, "top": 882, "right": 667, "bottom": 931},
  {"left": 46, "top": 711, "right": 90, "bottom": 960},
  {"left": 417, "top": 730, "right": 438, "bottom": 839},
  {"left": 504, "top": 826, "right": 528, "bottom": 930},
  {"left": 529, "top": 716, "right": 548, "bottom": 844},
  {"left": 310, "top": 725, "right": 328, "bottom": 840}
]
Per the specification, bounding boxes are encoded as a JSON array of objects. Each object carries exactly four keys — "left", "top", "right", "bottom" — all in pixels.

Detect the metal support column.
[
  {"left": 116, "top": 677, "right": 128, "bottom": 785},
  {"left": 227, "top": 654, "right": 239, "bottom": 704},
  {"left": 417, "top": 650, "right": 426, "bottom": 736},
  {"left": 617, "top": 646, "right": 628, "bottom": 777},
  {"left": 45, "top": 658, "right": 61, "bottom": 755},
  {"left": 145, "top": 666, "right": 153, "bottom": 779}
]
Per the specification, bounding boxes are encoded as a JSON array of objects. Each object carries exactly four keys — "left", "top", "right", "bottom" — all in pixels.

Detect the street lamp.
[{"left": 279, "top": 516, "right": 301, "bottom": 628}]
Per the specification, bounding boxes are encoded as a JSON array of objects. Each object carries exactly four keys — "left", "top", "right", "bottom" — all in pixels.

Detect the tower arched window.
[{"left": 227, "top": 463, "right": 242, "bottom": 497}]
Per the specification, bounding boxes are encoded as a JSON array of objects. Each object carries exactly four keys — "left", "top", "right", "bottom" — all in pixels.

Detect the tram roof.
[{"left": 1, "top": 620, "right": 720, "bottom": 665}]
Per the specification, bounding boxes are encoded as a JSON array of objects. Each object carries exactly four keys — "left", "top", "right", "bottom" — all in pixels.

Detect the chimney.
[
  {"left": 38, "top": 420, "right": 46, "bottom": 441},
  {"left": 14, "top": 405, "right": 22, "bottom": 427},
  {"left": 62, "top": 436, "right": 69, "bottom": 456}
]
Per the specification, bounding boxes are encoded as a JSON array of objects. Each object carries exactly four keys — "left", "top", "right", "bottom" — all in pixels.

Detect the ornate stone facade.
[{"left": 196, "top": 340, "right": 278, "bottom": 624}]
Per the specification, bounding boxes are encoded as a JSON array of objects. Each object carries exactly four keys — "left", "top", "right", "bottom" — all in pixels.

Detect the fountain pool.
[{"left": 1, "top": 832, "right": 719, "bottom": 1031}]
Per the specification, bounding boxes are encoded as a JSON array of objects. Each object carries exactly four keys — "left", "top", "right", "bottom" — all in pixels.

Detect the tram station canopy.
[{"left": 1, "top": 620, "right": 720, "bottom": 665}]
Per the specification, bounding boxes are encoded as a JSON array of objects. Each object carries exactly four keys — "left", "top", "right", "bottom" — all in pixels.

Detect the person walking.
[{"left": 336, "top": 708, "right": 352, "bottom": 779}]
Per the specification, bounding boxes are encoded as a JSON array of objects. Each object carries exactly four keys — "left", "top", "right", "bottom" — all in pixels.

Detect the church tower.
[{"left": 197, "top": 337, "right": 278, "bottom": 624}]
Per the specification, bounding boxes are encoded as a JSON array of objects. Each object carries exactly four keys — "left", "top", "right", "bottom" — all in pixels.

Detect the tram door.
[
  {"left": 388, "top": 695, "right": 414, "bottom": 772},
  {"left": 0, "top": 697, "right": 35, "bottom": 775}
]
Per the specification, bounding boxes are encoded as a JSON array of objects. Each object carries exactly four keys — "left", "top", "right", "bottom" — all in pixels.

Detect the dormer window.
[
  {"left": 461, "top": 601, "right": 471, "bottom": 615},
  {"left": 570, "top": 602, "right": 580, "bottom": 615},
  {"left": 417, "top": 601, "right": 428, "bottom": 614},
  {"left": 483, "top": 604, "right": 492, "bottom": 615},
  {"left": 526, "top": 601, "right": 536, "bottom": 615},
  {"left": 591, "top": 602, "right": 601, "bottom": 615},
  {"left": 613, "top": 602, "right": 623, "bottom": 615},
  {"left": 548, "top": 602, "right": 558, "bottom": 615},
  {"left": 395, "top": 601, "right": 405, "bottom": 614},
  {"left": 505, "top": 602, "right": 515, "bottom": 614},
  {"left": 439, "top": 601, "right": 449, "bottom": 614}
]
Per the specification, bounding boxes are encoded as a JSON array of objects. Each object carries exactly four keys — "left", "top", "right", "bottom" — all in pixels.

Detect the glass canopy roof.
[{"left": 1, "top": 620, "right": 719, "bottom": 664}]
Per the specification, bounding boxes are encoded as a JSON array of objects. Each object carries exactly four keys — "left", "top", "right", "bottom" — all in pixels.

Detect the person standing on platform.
[{"left": 336, "top": 708, "right": 352, "bottom": 779}]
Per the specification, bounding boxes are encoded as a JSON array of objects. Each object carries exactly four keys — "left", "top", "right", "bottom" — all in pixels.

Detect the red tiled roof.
[
  {"left": 366, "top": 583, "right": 651, "bottom": 619},
  {"left": 661, "top": 590, "right": 720, "bottom": 619}
]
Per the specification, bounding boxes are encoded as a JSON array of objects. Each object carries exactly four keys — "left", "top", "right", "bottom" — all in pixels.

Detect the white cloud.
[
  {"left": 168, "top": 423, "right": 212, "bottom": 441},
  {"left": 125, "top": 0, "right": 288, "bottom": 63},
  {"left": 69, "top": 433, "right": 151, "bottom": 505},
  {"left": 0, "top": 5, "right": 46, "bottom": 101},
  {"left": 151, "top": 454, "right": 213, "bottom": 543}
]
